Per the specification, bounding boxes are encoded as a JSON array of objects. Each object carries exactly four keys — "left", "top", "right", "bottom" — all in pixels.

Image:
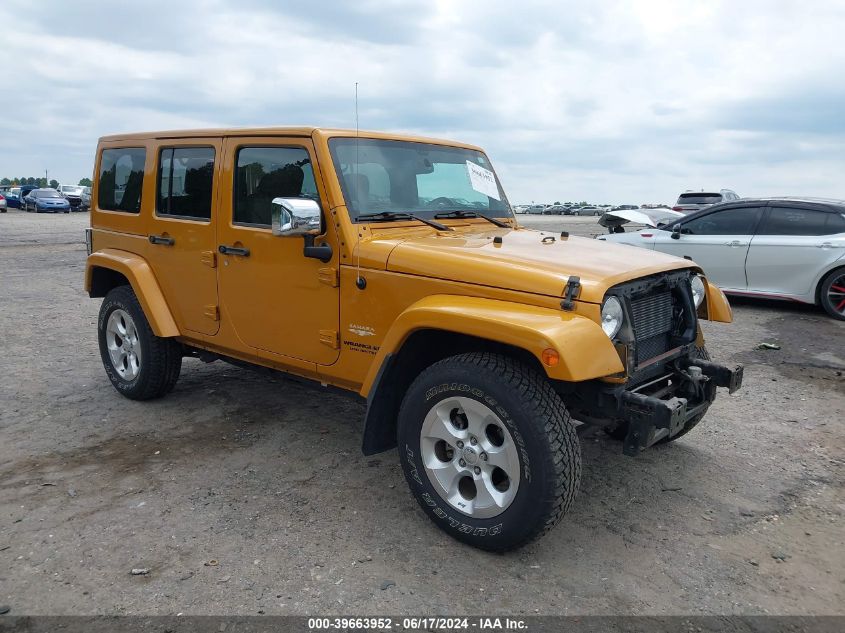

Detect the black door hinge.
[{"left": 561, "top": 275, "right": 581, "bottom": 311}]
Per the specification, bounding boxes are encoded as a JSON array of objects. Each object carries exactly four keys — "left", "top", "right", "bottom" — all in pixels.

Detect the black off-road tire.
[
  {"left": 397, "top": 352, "right": 581, "bottom": 552},
  {"left": 819, "top": 268, "right": 845, "bottom": 321},
  {"left": 98, "top": 285, "right": 182, "bottom": 400},
  {"left": 607, "top": 346, "right": 712, "bottom": 442}
]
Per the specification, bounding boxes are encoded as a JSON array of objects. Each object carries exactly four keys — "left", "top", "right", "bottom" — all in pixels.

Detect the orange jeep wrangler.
[{"left": 85, "top": 127, "right": 742, "bottom": 551}]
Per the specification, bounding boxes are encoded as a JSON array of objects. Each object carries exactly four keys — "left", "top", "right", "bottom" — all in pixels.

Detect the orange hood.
[{"left": 365, "top": 226, "right": 696, "bottom": 304}]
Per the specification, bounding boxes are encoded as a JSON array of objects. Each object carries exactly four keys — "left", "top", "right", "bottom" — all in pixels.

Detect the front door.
[
  {"left": 653, "top": 206, "right": 764, "bottom": 291},
  {"left": 216, "top": 137, "right": 340, "bottom": 365},
  {"left": 147, "top": 138, "right": 222, "bottom": 336}
]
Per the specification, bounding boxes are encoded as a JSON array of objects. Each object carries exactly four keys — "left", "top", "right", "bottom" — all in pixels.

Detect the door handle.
[
  {"left": 218, "top": 244, "right": 250, "bottom": 257},
  {"left": 818, "top": 242, "right": 833, "bottom": 249},
  {"left": 149, "top": 234, "right": 175, "bottom": 246},
  {"left": 724, "top": 240, "right": 744, "bottom": 247}
]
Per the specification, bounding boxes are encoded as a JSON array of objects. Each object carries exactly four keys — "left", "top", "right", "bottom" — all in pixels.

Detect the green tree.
[
  {"left": 78, "top": 177, "right": 92, "bottom": 187},
  {"left": 26, "top": 177, "right": 35, "bottom": 185},
  {"left": 49, "top": 179, "right": 59, "bottom": 189},
  {"left": 37, "top": 178, "right": 47, "bottom": 187},
  {"left": 0, "top": 178, "right": 10, "bottom": 186}
]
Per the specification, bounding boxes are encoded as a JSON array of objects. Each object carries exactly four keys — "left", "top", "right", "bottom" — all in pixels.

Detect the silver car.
[
  {"left": 59, "top": 185, "right": 86, "bottom": 211},
  {"left": 598, "top": 198, "right": 845, "bottom": 320}
]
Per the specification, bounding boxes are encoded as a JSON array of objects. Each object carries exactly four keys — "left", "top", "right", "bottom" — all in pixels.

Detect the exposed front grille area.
[
  {"left": 630, "top": 290, "right": 677, "bottom": 364},
  {"left": 606, "top": 270, "right": 698, "bottom": 373}
]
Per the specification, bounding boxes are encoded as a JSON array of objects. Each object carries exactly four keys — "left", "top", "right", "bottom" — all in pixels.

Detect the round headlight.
[
  {"left": 691, "top": 275, "right": 705, "bottom": 308},
  {"left": 601, "top": 296, "right": 624, "bottom": 339}
]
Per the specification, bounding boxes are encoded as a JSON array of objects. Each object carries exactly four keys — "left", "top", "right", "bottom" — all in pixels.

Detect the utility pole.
[{"left": 45, "top": 170, "right": 48, "bottom": 186}]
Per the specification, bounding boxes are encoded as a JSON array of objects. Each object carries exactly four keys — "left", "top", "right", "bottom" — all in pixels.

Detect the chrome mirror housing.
[{"left": 271, "top": 198, "right": 321, "bottom": 237}]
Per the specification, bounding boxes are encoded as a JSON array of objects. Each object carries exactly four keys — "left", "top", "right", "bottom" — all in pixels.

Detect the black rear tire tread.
[{"left": 98, "top": 285, "right": 182, "bottom": 401}]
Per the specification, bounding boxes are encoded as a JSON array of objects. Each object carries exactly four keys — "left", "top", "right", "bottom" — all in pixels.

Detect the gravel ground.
[{"left": 0, "top": 209, "right": 843, "bottom": 616}]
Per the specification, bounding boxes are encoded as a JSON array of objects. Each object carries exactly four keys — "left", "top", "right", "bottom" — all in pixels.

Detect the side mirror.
[
  {"left": 271, "top": 197, "right": 321, "bottom": 237},
  {"left": 671, "top": 224, "right": 681, "bottom": 240},
  {"left": 270, "top": 197, "right": 333, "bottom": 263}
]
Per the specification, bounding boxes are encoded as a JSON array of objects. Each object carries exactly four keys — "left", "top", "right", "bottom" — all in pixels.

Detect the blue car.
[
  {"left": 2, "top": 187, "right": 24, "bottom": 209},
  {"left": 24, "top": 188, "right": 71, "bottom": 213}
]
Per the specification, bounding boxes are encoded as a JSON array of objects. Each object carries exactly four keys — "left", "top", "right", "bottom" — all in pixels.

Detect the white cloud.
[{"left": 1, "top": 0, "right": 843, "bottom": 203}]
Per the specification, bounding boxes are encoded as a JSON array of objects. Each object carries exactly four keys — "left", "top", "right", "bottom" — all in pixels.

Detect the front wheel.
[
  {"left": 397, "top": 352, "right": 581, "bottom": 551},
  {"left": 98, "top": 285, "right": 182, "bottom": 400}
]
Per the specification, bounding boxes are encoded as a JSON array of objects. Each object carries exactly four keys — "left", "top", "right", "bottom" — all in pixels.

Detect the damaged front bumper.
[{"left": 619, "top": 358, "right": 743, "bottom": 456}]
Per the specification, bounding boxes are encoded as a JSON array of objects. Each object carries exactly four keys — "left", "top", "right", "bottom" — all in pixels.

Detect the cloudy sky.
[{"left": 2, "top": 0, "right": 844, "bottom": 204}]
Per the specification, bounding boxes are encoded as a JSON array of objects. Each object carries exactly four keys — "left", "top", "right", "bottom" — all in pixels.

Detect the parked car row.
[
  {"left": 513, "top": 202, "right": 673, "bottom": 216},
  {"left": 514, "top": 203, "right": 615, "bottom": 215},
  {"left": 0, "top": 185, "right": 91, "bottom": 213}
]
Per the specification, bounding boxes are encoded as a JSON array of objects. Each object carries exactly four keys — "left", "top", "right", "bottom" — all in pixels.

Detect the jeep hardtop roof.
[{"left": 97, "top": 127, "right": 484, "bottom": 152}]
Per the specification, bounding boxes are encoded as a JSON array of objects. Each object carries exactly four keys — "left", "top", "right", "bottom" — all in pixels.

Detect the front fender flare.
[
  {"left": 360, "top": 295, "right": 623, "bottom": 398},
  {"left": 85, "top": 249, "right": 179, "bottom": 337}
]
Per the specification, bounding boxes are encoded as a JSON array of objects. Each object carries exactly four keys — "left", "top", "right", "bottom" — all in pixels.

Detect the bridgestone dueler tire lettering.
[
  {"left": 98, "top": 285, "right": 182, "bottom": 400},
  {"left": 397, "top": 352, "right": 581, "bottom": 551}
]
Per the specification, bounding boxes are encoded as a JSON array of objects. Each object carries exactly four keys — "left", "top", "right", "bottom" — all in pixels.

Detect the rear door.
[
  {"left": 652, "top": 205, "right": 764, "bottom": 290},
  {"left": 146, "top": 138, "right": 222, "bottom": 336},
  {"left": 746, "top": 205, "right": 845, "bottom": 298}
]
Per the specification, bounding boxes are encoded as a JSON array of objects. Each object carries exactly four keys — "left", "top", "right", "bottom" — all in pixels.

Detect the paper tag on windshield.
[{"left": 466, "top": 160, "right": 500, "bottom": 201}]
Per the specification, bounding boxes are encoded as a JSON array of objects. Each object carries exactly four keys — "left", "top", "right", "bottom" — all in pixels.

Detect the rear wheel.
[
  {"left": 397, "top": 352, "right": 580, "bottom": 551},
  {"left": 98, "top": 286, "right": 182, "bottom": 400},
  {"left": 819, "top": 268, "right": 845, "bottom": 321}
]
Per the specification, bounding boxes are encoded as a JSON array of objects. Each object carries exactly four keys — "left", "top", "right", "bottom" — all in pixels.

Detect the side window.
[
  {"left": 234, "top": 146, "right": 318, "bottom": 226},
  {"left": 759, "top": 207, "right": 845, "bottom": 236},
  {"left": 157, "top": 147, "right": 215, "bottom": 220},
  {"left": 98, "top": 147, "right": 146, "bottom": 213},
  {"left": 681, "top": 207, "right": 762, "bottom": 235}
]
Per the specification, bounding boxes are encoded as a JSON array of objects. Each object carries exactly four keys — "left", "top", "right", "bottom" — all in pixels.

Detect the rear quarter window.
[
  {"left": 98, "top": 148, "right": 146, "bottom": 213},
  {"left": 760, "top": 207, "right": 845, "bottom": 236}
]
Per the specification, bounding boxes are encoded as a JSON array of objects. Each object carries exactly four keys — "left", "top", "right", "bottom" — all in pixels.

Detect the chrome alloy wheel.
[
  {"left": 106, "top": 309, "right": 142, "bottom": 380},
  {"left": 827, "top": 272, "right": 845, "bottom": 317},
  {"left": 420, "top": 396, "right": 521, "bottom": 518}
]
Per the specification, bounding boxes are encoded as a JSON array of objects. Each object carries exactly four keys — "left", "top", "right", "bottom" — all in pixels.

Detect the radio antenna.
[{"left": 354, "top": 82, "right": 365, "bottom": 289}]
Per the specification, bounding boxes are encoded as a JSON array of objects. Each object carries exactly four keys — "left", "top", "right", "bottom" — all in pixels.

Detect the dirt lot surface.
[{"left": 1, "top": 210, "right": 843, "bottom": 616}]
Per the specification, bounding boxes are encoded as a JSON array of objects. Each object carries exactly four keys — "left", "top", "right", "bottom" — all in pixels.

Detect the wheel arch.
[
  {"left": 86, "top": 249, "right": 179, "bottom": 337},
  {"left": 359, "top": 295, "right": 623, "bottom": 455},
  {"left": 815, "top": 263, "right": 845, "bottom": 304}
]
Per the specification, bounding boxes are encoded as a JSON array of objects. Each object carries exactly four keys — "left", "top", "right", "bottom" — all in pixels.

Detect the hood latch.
[{"left": 561, "top": 276, "right": 581, "bottom": 311}]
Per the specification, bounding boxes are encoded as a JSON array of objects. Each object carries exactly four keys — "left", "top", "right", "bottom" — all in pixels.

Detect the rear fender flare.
[{"left": 85, "top": 249, "right": 179, "bottom": 337}]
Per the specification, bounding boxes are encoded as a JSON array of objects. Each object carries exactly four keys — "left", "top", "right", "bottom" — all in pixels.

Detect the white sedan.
[{"left": 598, "top": 198, "right": 845, "bottom": 320}]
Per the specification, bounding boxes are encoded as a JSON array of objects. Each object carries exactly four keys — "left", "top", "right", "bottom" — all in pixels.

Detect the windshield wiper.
[
  {"left": 433, "top": 210, "right": 510, "bottom": 228},
  {"left": 356, "top": 211, "right": 452, "bottom": 231}
]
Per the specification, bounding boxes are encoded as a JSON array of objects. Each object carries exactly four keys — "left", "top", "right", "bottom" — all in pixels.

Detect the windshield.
[
  {"left": 329, "top": 138, "right": 512, "bottom": 222},
  {"left": 678, "top": 193, "right": 722, "bottom": 205},
  {"left": 38, "top": 190, "right": 62, "bottom": 198},
  {"left": 62, "top": 186, "right": 82, "bottom": 193}
]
